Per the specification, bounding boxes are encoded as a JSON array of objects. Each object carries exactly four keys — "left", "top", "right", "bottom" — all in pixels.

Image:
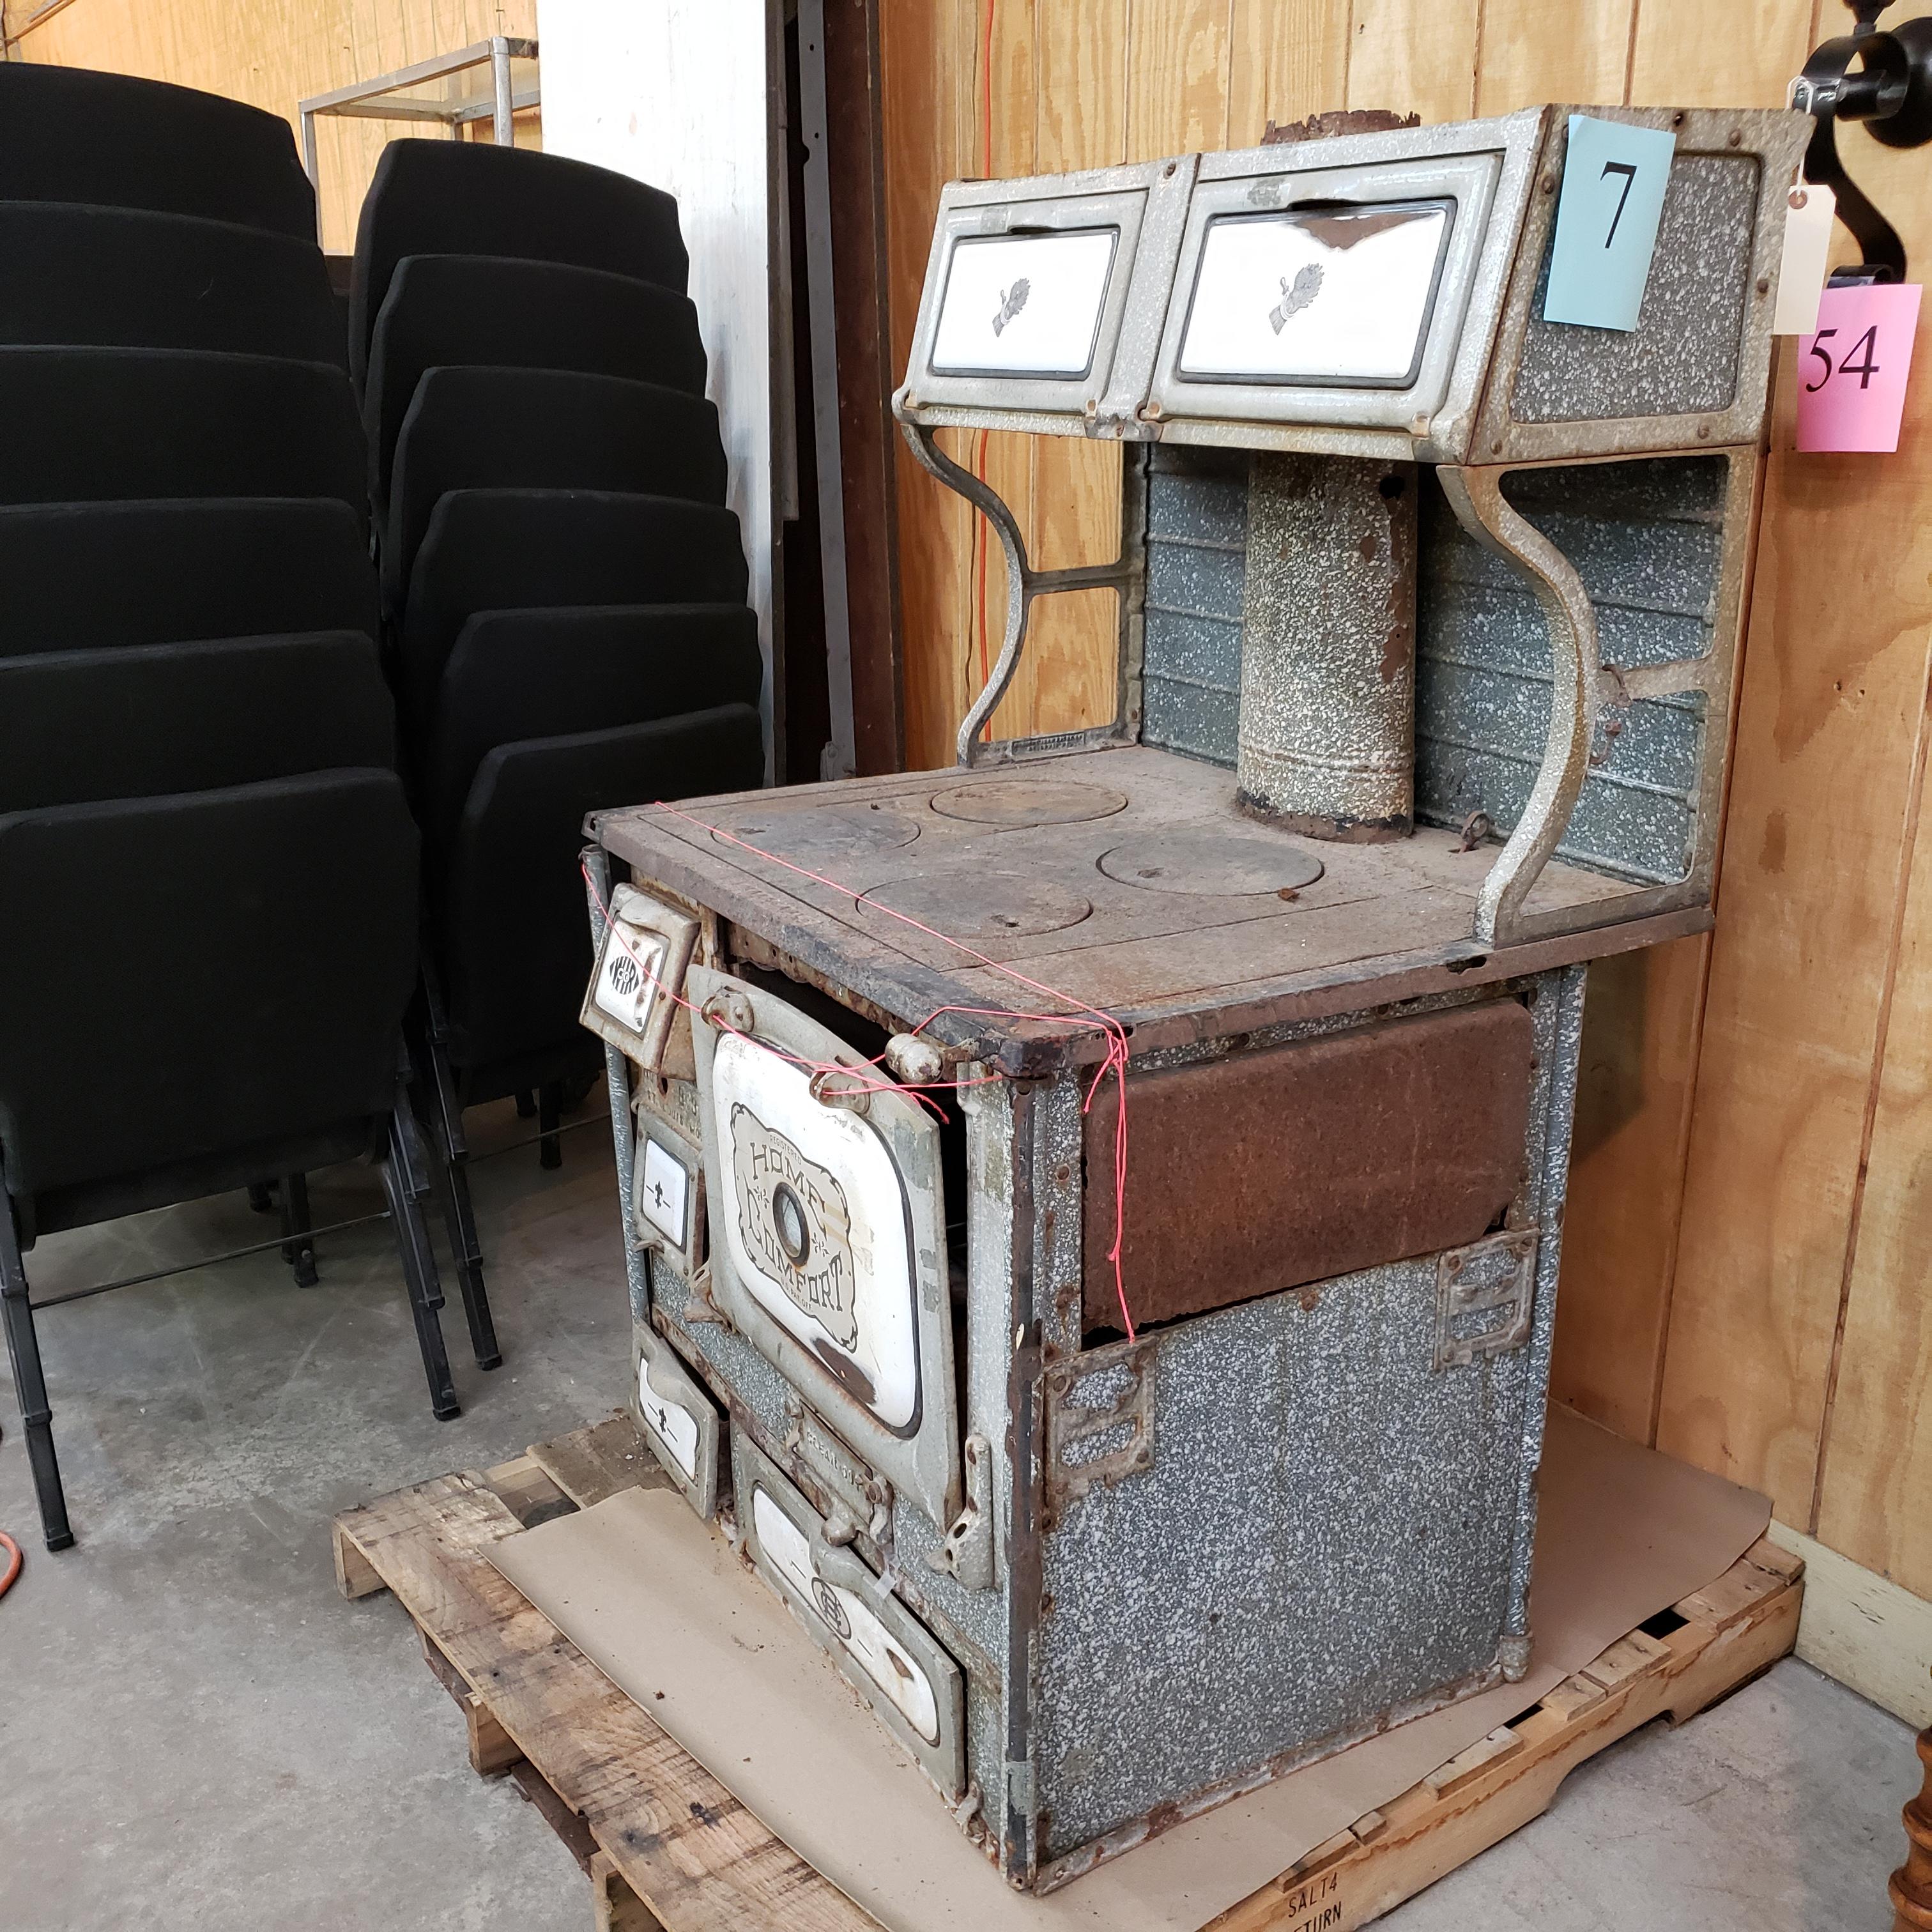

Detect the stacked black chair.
[
  {"left": 350, "top": 140, "right": 765, "bottom": 1316},
  {"left": 0, "top": 66, "right": 497, "bottom": 1552}
]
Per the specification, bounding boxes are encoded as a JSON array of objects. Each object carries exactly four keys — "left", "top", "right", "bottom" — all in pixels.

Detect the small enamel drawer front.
[{"left": 733, "top": 1430, "right": 966, "bottom": 1799}]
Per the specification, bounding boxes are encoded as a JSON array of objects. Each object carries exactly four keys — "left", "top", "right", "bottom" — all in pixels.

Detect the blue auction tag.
[{"left": 1542, "top": 114, "right": 1676, "bottom": 332}]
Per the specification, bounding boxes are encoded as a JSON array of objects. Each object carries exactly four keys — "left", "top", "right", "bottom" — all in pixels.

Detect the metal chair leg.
[
  {"left": 0, "top": 1202, "right": 73, "bottom": 1551},
  {"left": 538, "top": 1080, "right": 563, "bottom": 1170},
  {"left": 381, "top": 1099, "right": 459, "bottom": 1422},
  {"left": 278, "top": 1172, "right": 318, "bottom": 1287},
  {"left": 416, "top": 974, "right": 498, "bottom": 1370},
  {"left": 431, "top": 1152, "right": 498, "bottom": 1370}
]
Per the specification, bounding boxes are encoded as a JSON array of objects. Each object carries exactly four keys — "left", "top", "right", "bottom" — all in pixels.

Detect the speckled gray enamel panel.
[
  {"left": 1142, "top": 446, "right": 1247, "bottom": 767},
  {"left": 1146, "top": 534, "right": 1244, "bottom": 621},
  {"left": 1142, "top": 675, "right": 1239, "bottom": 767},
  {"left": 1416, "top": 459, "right": 1724, "bottom": 882},
  {"left": 1510, "top": 152, "right": 1758, "bottom": 424},
  {"left": 1418, "top": 668, "right": 1707, "bottom": 882},
  {"left": 1031, "top": 1256, "right": 1534, "bottom": 1857}
]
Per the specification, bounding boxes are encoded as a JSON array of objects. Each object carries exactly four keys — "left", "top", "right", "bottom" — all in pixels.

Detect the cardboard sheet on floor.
[{"left": 489, "top": 1405, "right": 1769, "bottom": 1931}]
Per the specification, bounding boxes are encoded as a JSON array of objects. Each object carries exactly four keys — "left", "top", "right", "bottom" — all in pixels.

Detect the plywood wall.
[
  {"left": 3, "top": 0, "right": 540, "bottom": 252},
  {"left": 882, "top": 1, "right": 1932, "bottom": 1606}
]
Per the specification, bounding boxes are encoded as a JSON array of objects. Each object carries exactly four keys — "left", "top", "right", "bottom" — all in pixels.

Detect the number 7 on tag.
[
  {"left": 1543, "top": 115, "right": 1676, "bottom": 332},
  {"left": 1797, "top": 282, "right": 1921, "bottom": 453}
]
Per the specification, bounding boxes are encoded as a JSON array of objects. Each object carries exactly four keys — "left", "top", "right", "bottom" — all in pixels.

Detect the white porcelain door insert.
[
  {"left": 688, "top": 964, "right": 960, "bottom": 1532},
  {"left": 633, "top": 1320, "right": 723, "bottom": 1520}
]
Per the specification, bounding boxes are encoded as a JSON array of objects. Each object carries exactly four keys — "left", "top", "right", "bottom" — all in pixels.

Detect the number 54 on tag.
[{"left": 1797, "top": 283, "right": 1921, "bottom": 453}]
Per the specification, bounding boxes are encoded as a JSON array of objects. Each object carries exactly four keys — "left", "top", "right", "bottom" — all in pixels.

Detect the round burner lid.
[
  {"left": 859, "top": 871, "right": 1093, "bottom": 940},
  {"left": 1097, "top": 829, "right": 1324, "bottom": 896},
  {"left": 929, "top": 778, "right": 1130, "bottom": 827},
  {"left": 710, "top": 803, "right": 921, "bottom": 868}
]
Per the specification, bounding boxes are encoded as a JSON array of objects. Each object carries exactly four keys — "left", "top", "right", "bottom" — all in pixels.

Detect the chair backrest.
[
  {"left": 361, "top": 254, "right": 709, "bottom": 505},
  {"left": 436, "top": 704, "right": 763, "bottom": 1073},
  {"left": 0, "top": 769, "right": 418, "bottom": 1204},
  {"left": 349, "top": 139, "right": 687, "bottom": 387},
  {"left": 397, "top": 489, "right": 749, "bottom": 726},
  {"left": 0, "top": 348, "right": 365, "bottom": 517},
  {"left": 0, "top": 632, "right": 395, "bottom": 812},
  {"left": 423, "top": 602, "right": 760, "bottom": 847},
  {"left": 0, "top": 63, "right": 316, "bottom": 240},
  {"left": 385, "top": 367, "right": 727, "bottom": 605},
  {"left": 0, "top": 499, "right": 378, "bottom": 656},
  {"left": 0, "top": 201, "right": 344, "bottom": 365}
]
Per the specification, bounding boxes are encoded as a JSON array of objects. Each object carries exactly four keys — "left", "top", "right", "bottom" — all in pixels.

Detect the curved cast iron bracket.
[
  {"left": 1438, "top": 468, "right": 1602, "bottom": 951},
  {"left": 900, "top": 422, "right": 1033, "bottom": 765},
  {"left": 1792, "top": 0, "right": 1932, "bottom": 283},
  {"left": 899, "top": 421, "right": 1139, "bottom": 769}
]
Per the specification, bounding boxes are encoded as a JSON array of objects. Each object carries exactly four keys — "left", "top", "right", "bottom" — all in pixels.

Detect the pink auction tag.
[{"left": 1797, "top": 282, "right": 1922, "bottom": 452}]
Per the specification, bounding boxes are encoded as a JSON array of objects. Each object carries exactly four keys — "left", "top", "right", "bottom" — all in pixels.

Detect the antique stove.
[{"left": 581, "top": 104, "right": 1806, "bottom": 1892}]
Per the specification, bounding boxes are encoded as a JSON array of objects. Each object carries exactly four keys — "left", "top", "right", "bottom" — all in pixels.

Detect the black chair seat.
[
  {"left": 436, "top": 705, "right": 763, "bottom": 1073},
  {"left": 0, "top": 63, "right": 316, "bottom": 240},
  {"left": 350, "top": 139, "right": 686, "bottom": 387},
  {"left": 362, "top": 255, "right": 708, "bottom": 505},
  {"left": 0, "top": 499, "right": 378, "bottom": 656},
  {"left": 0, "top": 769, "right": 418, "bottom": 1204},
  {"left": 398, "top": 490, "right": 749, "bottom": 728},
  {"left": 0, "top": 348, "right": 364, "bottom": 517},
  {"left": 0, "top": 633, "right": 394, "bottom": 812},
  {"left": 384, "top": 367, "right": 728, "bottom": 606},
  {"left": 20, "top": 1123, "right": 383, "bottom": 1250},
  {"left": 422, "top": 604, "right": 761, "bottom": 849},
  {"left": 0, "top": 202, "right": 344, "bottom": 365}
]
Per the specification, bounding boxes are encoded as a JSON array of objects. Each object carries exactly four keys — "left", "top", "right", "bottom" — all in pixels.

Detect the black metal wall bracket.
[{"left": 1793, "top": 0, "right": 1932, "bottom": 283}]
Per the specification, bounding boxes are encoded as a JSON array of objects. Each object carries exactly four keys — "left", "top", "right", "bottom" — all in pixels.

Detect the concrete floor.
[{"left": 0, "top": 1101, "right": 1917, "bottom": 1931}]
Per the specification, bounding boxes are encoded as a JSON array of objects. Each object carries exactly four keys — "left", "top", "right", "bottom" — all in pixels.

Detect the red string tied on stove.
[{"left": 581, "top": 802, "right": 1136, "bottom": 1344}]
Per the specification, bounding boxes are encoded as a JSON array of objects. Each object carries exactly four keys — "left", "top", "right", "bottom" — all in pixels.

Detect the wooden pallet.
[{"left": 333, "top": 1414, "right": 1805, "bottom": 1932}]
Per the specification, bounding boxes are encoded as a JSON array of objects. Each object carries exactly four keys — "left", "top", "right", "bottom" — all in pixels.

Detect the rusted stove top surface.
[{"left": 592, "top": 746, "right": 1695, "bottom": 1071}]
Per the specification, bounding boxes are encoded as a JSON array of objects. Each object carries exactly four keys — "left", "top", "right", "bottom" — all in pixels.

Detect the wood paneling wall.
[
  {"left": 2, "top": 0, "right": 540, "bottom": 252},
  {"left": 881, "top": 1, "right": 1932, "bottom": 1606}
]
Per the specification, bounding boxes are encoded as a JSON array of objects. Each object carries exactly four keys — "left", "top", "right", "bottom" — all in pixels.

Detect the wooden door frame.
[{"left": 820, "top": 0, "right": 905, "bottom": 775}]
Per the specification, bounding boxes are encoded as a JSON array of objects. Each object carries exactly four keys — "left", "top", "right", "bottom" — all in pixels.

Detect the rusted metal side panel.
[{"left": 1082, "top": 997, "right": 1533, "bottom": 1334}]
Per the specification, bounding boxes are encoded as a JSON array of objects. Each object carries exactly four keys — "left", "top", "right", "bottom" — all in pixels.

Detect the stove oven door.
[{"left": 687, "top": 964, "right": 962, "bottom": 1535}]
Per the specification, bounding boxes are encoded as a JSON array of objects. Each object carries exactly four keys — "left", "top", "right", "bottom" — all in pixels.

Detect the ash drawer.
[
  {"left": 732, "top": 1430, "right": 967, "bottom": 1799},
  {"left": 1083, "top": 995, "right": 1533, "bottom": 1334}
]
